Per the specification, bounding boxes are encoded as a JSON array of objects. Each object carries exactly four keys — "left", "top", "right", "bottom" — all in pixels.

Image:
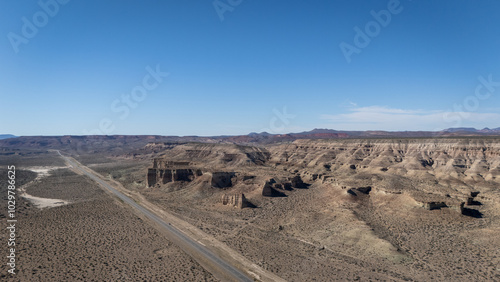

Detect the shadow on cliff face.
[
  {"left": 466, "top": 198, "right": 483, "bottom": 206},
  {"left": 347, "top": 187, "right": 372, "bottom": 197},
  {"left": 462, "top": 208, "right": 483, "bottom": 218},
  {"left": 245, "top": 202, "right": 258, "bottom": 208},
  {"left": 292, "top": 183, "right": 311, "bottom": 189},
  {"left": 267, "top": 188, "right": 287, "bottom": 197},
  {"left": 291, "top": 175, "right": 309, "bottom": 189},
  {"left": 262, "top": 183, "right": 287, "bottom": 197},
  {"left": 468, "top": 200, "right": 483, "bottom": 206}
]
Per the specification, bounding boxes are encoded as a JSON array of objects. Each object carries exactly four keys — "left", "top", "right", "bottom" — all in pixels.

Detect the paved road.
[{"left": 58, "top": 151, "right": 253, "bottom": 282}]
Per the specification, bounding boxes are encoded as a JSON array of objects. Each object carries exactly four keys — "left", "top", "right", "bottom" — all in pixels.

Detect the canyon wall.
[{"left": 267, "top": 139, "right": 500, "bottom": 183}]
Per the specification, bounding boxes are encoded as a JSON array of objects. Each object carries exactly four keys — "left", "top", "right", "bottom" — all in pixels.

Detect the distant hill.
[
  {"left": 213, "top": 127, "right": 500, "bottom": 144},
  {"left": 0, "top": 128, "right": 499, "bottom": 151},
  {"left": 0, "top": 134, "right": 17, "bottom": 140},
  {"left": 441, "top": 127, "right": 500, "bottom": 135},
  {"left": 442, "top": 127, "right": 478, "bottom": 133}
]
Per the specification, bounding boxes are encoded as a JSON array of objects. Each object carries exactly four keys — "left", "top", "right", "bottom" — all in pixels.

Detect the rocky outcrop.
[
  {"left": 149, "top": 143, "right": 271, "bottom": 167},
  {"left": 265, "top": 177, "right": 297, "bottom": 191},
  {"left": 211, "top": 172, "right": 236, "bottom": 188},
  {"left": 221, "top": 193, "right": 250, "bottom": 208},
  {"left": 466, "top": 191, "right": 481, "bottom": 205},
  {"left": 356, "top": 186, "right": 372, "bottom": 194},
  {"left": 268, "top": 139, "right": 500, "bottom": 183},
  {"left": 460, "top": 202, "right": 483, "bottom": 218},
  {"left": 147, "top": 168, "right": 202, "bottom": 187},
  {"left": 147, "top": 158, "right": 205, "bottom": 187},
  {"left": 260, "top": 176, "right": 309, "bottom": 196},
  {"left": 424, "top": 202, "right": 448, "bottom": 210},
  {"left": 460, "top": 191, "right": 483, "bottom": 217},
  {"left": 283, "top": 182, "right": 292, "bottom": 190},
  {"left": 347, "top": 186, "right": 372, "bottom": 196},
  {"left": 152, "top": 159, "right": 191, "bottom": 169},
  {"left": 147, "top": 168, "right": 158, "bottom": 187},
  {"left": 466, "top": 197, "right": 475, "bottom": 205},
  {"left": 243, "top": 175, "right": 255, "bottom": 181},
  {"left": 291, "top": 175, "right": 307, "bottom": 188},
  {"left": 147, "top": 156, "right": 238, "bottom": 188},
  {"left": 262, "top": 181, "right": 286, "bottom": 197}
]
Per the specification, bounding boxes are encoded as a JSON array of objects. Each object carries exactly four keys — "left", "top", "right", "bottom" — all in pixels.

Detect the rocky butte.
[{"left": 143, "top": 138, "right": 500, "bottom": 219}]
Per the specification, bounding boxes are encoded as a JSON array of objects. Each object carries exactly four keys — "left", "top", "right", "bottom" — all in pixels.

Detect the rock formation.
[
  {"left": 268, "top": 139, "right": 500, "bottom": 184},
  {"left": 221, "top": 193, "right": 250, "bottom": 208},
  {"left": 424, "top": 202, "right": 448, "bottom": 210},
  {"left": 152, "top": 159, "right": 191, "bottom": 169},
  {"left": 466, "top": 191, "right": 481, "bottom": 205},
  {"left": 291, "top": 175, "right": 307, "bottom": 188},
  {"left": 147, "top": 158, "right": 237, "bottom": 189},
  {"left": 470, "top": 191, "right": 480, "bottom": 197},
  {"left": 143, "top": 139, "right": 498, "bottom": 221},
  {"left": 460, "top": 202, "right": 483, "bottom": 218},
  {"left": 211, "top": 172, "right": 236, "bottom": 188},
  {"left": 147, "top": 168, "right": 202, "bottom": 187},
  {"left": 262, "top": 181, "right": 286, "bottom": 197},
  {"left": 147, "top": 159, "right": 204, "bottom": 187},
  {"left": 347, "top": 186, "right": 372, "bottom": 196}
]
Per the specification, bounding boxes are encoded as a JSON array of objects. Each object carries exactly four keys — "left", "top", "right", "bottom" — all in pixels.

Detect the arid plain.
[{"left": 1, "top": 136, "right": 499, "bottom": 281}]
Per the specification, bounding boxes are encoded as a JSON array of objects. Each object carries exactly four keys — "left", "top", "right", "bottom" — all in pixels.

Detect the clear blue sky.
[{"left": 1, "top": 0, "right": 500, "bottom": 136}]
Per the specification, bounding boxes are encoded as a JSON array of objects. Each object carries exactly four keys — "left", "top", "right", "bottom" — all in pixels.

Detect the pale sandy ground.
[
  {"left": 25, "top": 166, "right": 69, "bottom": 180},
  {"left": 19, "top": 193, "right": 70, "bottom": 209},
  {"left": 19, "top": 166, "right": 71, "bottom": 209}
]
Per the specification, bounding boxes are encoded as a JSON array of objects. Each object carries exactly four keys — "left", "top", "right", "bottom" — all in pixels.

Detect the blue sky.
[{"left": 1, "top": 0, "right": 500, "bottom": 136}]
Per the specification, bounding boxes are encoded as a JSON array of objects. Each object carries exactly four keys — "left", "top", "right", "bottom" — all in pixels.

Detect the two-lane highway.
[{"left": 58, "top": 151, "right": 254, "bottom": 282}]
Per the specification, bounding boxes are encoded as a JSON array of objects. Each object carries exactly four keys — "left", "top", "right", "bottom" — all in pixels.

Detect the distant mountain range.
[
  {"left": 1, "top": 128, "right": 499, "bottom": 152},
  {"left": 0, "top": 134, "right": 17, "bottom": 140},
  {"left": 219, "top": 127, "right": 500, "bottom": 143},
  {"left": 442, "top": 127, "right": 500, "bottom": 133}
]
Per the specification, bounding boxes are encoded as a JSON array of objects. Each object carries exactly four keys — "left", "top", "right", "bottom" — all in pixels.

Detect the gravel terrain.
[{"left": 0, "top": 157, "right": 216, "bottom": 281}]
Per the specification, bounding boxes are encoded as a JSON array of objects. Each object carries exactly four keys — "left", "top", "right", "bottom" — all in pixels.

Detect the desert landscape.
[
  {"left": 0, "top": 151, "right": 215, "bottom": 281},
  {"left": 4, "top": 1, "right": 500, "bottom": 280},
  {"left": 1, "top": 135, "right": 499, "bottom": 281}
]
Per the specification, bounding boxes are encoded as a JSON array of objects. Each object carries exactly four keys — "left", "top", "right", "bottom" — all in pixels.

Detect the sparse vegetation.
[{"left": 1, "top": 137, "right": 499, "bottom": 281}]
